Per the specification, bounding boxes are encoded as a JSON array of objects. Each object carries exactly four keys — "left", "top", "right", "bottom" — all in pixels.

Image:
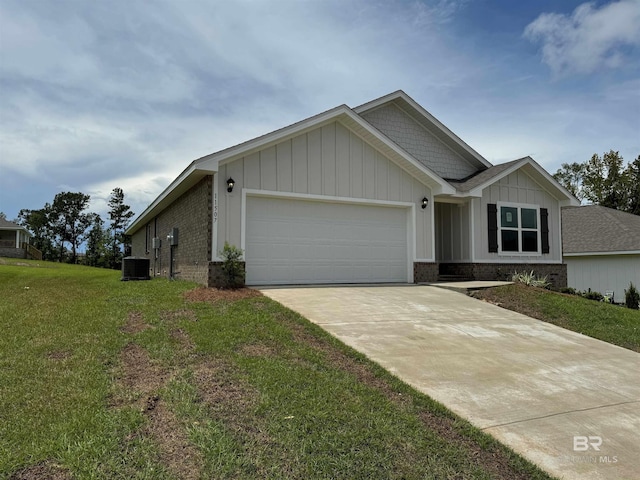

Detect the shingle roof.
[
  {"left": 0, "top": 218, "right": 23, "bottom": 229},
  {"left": 562, "top": 205, "right": 640, "bottom": 254},
  {"left": 446, "top": 158, "right": 523, "bottom": 192}
]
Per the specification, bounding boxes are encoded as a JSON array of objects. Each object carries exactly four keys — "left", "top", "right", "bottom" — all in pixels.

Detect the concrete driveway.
[{"left": 260, "top": 285, "right": 640, "bottom": 480}]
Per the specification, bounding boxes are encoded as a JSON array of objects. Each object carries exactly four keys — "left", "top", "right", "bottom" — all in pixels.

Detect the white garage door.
[{"left": 245, "top": 196, "right": 409, "bottom": 285}]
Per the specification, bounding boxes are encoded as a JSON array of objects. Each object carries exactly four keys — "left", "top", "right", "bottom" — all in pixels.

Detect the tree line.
[
  {"left": 553, "top": 150, "right": 640, "bottom": 215},
  {"left": 12, "top": 188, "right": 134, "bottom": 269}
]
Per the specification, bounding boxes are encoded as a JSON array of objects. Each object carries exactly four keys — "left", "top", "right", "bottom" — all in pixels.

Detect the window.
[{"left": 498, "top": 204, "right": 540, "bottom": 254}]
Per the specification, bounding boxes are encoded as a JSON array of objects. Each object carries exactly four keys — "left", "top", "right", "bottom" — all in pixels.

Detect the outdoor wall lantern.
[
  {"left": 226, "top": 177, "right": 235, "bottom": 193},
  {"left": 421, "top": 197, "right": 429, "bottom": 209}
]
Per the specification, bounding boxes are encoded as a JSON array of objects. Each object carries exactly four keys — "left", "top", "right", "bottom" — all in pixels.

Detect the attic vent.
[{"left": 121, "top": 256, "right": 151, "bottom": 281}]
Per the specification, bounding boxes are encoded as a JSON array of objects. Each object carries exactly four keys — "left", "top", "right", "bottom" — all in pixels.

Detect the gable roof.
[
  {"left": 562, "top": 205, "right": 640, "bottom": 255},
  {"left": 448, "top": 156, "right": 579, "bottom": 205},
  {"left": 354, "top": 90, "right": 492, "bottom": 173},
  {"left": 126, "top": 101, "right": 457, "bottom": 234},
  {"left": 126, "top": 90, "right": 579, "bottom": 235}
]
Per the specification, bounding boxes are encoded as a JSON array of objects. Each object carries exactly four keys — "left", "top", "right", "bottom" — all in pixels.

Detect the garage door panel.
[{"left": 246, "top": 196, "right": 409, "bottom": 285}]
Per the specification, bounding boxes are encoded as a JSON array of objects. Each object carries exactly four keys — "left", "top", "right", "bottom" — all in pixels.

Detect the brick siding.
[
  {"left": 130, "top": 176, "right": 213, "bottom": 285},
  {"left": 413, "top": 262, "right": 439, "bottom": 283},
  {"left": 441, "top": 262, "right": 567, "bottom": 288}
]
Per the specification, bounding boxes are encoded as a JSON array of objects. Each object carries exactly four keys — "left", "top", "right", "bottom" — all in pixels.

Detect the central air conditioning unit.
[{"left": 121, "top": 256, "right": 151, "bottom": 281}]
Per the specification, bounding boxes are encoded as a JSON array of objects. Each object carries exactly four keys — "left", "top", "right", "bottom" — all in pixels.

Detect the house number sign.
[{"left": 213, "top": 192, "right": 218, "bottom": 223}]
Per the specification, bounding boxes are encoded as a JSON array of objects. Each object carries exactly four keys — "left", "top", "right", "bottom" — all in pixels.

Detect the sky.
[{"left": 1, "top": 0, "right": 639, "bottom": 222}]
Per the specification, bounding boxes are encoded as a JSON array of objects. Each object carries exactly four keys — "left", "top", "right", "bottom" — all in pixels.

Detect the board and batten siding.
[
  {"left": 216, "top": 121, "right": 433, "bottom": 260},
  {"left": 435, "top": 202, "right": 471, "bottom": 262},
  {"left": 566, "top": 254, "right": 640, "bottom": 303},
  {"left": 473, "top": 169, "right": 562, "bottom": 262}
]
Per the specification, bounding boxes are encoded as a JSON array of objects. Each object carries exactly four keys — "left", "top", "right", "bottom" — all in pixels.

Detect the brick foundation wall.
[
  {"left": 413, "top": 262, "right": 438, "bottom": 283},
  {"left": 442, "top": 262, "right": 567, "bottom": 288},
  {"left": 0, "top": 247, "right": 26, "bottom": 259},
  {"left": 130, "top": 176, "right": 213, "bottom": 285},
  {"left": 439, "top": 263, "right": 474, "bottom": 278}
]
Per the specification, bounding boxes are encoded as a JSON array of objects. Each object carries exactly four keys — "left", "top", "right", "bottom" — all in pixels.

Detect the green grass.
[
  {"left": 0, "top": 258, "right": 554, "bottom": 479},
  {"left": 472, "top": 283, "right": 640, "bottom": 352}
]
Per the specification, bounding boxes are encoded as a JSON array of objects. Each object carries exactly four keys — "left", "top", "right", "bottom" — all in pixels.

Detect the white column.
[{"left": 15, "top": 230, "right": 20, "bottom": 248}]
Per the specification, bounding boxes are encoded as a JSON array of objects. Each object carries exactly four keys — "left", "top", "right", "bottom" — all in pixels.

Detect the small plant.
[
  {"left": 581, "top": 289, "right": 604, "bottom": 302},
  {"left": 219, "top": 242, "right": 245, "bottom": 289},
  {"left": 511, "top": 270, "right": 551, "bottom": 289},
  {"left": 559, "top": 287, "right": 577, "bottom": 295},
  {"left": 625, "top": 282, "right": 640, "bottom": 310}
]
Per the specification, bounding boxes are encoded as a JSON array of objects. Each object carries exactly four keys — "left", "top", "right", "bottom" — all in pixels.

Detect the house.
[
  {"left": 126, "top": 91, "right": 578, "bottom": 287},
  {"left": 562, "top": 205, "right": 640, "bottom": 302},
  {"left": 0, "top": 218, "right": 33, "bottom": 259}
]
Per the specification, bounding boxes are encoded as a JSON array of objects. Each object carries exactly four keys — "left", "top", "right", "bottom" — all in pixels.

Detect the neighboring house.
[
  {"left": 0, "top": 218, "right": 33, "bottom": 259},
  {"left": 562, "top": 205, "right": 640, "bottom": 302},
  {"left": 126, "top": 91, "right": 578, "bottom": 287}
]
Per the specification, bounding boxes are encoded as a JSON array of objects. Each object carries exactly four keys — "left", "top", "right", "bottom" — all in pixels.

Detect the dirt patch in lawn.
[
  {"left": 183, "top": 287, "right": 262, "bottom": 304},
  {"left": 46, "top": 350, "right": 71, "bottom": 361},
  {"left": 9, "top": 460, "right": 72, "bottom": 480},
  {"left": 194, "top": 360, "right": 270, "bottom": 443},
  {"left": 118, "top": 343, "right": 168, "bottom": 395},
  {"left": 120, "top": 311, "right": 152, "bottom": 334},
  {"left": 170, "top": 327, "right": 196, "bottom": 352},
  {"left": 239, "top": 342, "right": 278, "bottom": 358},
  {"left": 144, "top": 398, "right": 204, "bottom": 480},
  {"left": 112, "top": 340, "right": 204, "bottom": 479},
  {"left": 109, "top": 342, "right": 168, "bottom": 410},
  {"left": 160, "top": 309, "right": 198, "bottom": 323}
]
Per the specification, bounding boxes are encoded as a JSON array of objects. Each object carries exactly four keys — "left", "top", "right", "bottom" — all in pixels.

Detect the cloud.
[
  {"left": 0, "top": 0, "right": 637, "bottom": 222},
  {"left": 524, "top": 0, "right": 640, "bottom": 75}
]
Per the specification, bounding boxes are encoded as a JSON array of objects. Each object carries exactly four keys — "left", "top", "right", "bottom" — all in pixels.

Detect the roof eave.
[
  {"left": 126, "top": 162, "right": 218, "bottom": 235},
  {"left": 465, "top": 157, "right": 580, "bottom": 204},
  {"left": 564, "top": 250, "right": 640, "bottom": 256},
  {"left": 127, "top": 103, "right": 456, "bottom": 234},
  {"left": 0, "top": 227, "right": 30, "bottom": 234}
]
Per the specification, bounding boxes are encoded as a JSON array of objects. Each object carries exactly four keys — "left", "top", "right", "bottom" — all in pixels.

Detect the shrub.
[
  {"left": 560, "top": 287, "right": 577, "bottom": 295},
  {"left": 581, "top": 289, "right": 604, "bottom": 302},
  {"left": 219, "top": 242, "right": 245, "bottom": 289},
  {"left": 511, "top": 270, "right": 551, "bottom": 289},
  {"left": 625, "top": 282, "right": 640, "bottom": 310}
]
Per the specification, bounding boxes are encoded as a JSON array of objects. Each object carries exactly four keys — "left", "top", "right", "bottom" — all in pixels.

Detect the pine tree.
[{"left": 107, "top": 188, "right": 135, "bottom": 269}]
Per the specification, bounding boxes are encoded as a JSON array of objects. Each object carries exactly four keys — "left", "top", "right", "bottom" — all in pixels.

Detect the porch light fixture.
[
  {"left": 421, "top": 197, "right": 429, "bottom": 209},
  {"left": 226, "top": 177, "right": 235, "bottom": 193}
]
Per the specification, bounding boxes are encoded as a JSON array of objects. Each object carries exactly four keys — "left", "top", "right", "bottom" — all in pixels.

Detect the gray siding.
[
  {"left": 473, "top": 170, "right": 562, "bottom": 263},
  {"left": 436, "top": 202, "right": 471, "bottom": 262},
  {"left": 217, "top": 121, "right": 434, "bottom": 260},
  {"left": 566, "top": 255, "right": 640, "bottom": 303},
  {"left": 361, "top": 104, "right": 477, "bottom": 180}
]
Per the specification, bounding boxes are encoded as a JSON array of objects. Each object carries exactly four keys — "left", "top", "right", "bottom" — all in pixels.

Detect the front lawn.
[
  {"left": 471, "top": 283, "right": 640, "bottom": 352},
  {"left": 0, "top": 258, "right": 553, "bottom": 479}
]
